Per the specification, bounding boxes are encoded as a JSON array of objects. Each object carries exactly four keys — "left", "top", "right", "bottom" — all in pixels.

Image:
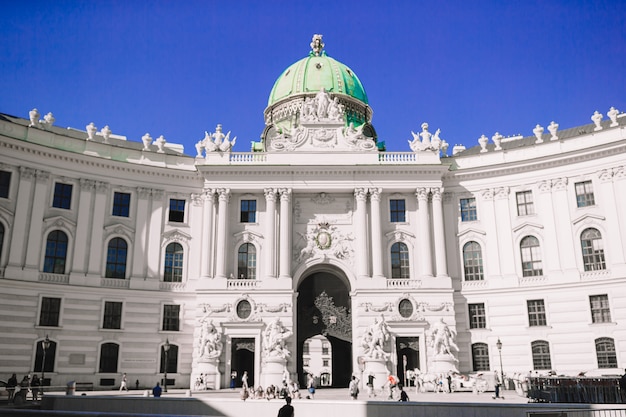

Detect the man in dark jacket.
[{"left": 277, "top": 396, "right": 294, "bottom": 417}]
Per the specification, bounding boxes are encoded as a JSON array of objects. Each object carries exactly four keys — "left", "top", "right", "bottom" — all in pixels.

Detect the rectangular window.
[
  {"left": 527, "top": 299, "right": 547, "bottom": 327},
  {"left": 322, "top": 343, "right": 329, "bottom": 355},
  {"left": 303, "top": 343, "right": 310, "bottom": 355},
  {"left": 575, "top": 180, "right": 595, "bottom": 208},
  {"left": 112, "top": 192, "right": 131, "bottom": 217},
  {"left": 460, "top": 197, "right": 477, "bottom": 222},
  {"left": 52, "top": 182, "right": 73, "bottom": 209},
  {"left": 468, "top": 303, "right": 486, "bottom": 329},
  {"left": 0, "top": 171, "right": 11, "bottom": 198},
  {"left": 390, "top": 199, "right": 406, "bottom": 222},
  {"left": 163, "top": 304, "right": 180, "bottom": 331},
  {"left": 240, "top": 199, "right": 256, "bottom": 223},
  {"left": 589, "top": 295, "right": 611, "bottom": 323},
  {"left": 516, "top": 191, "right": 534, "bottom": 216},
  {"left": 103, "top": 301, "right": 123, "bottom": 329},
  {"left": 39, "top": 297, "right": 61, "bottom": 327},
  {"left": 168, "top": 199, "right": 185, "bottom": 223},
  {"left": 323, "top": 359, "right": 329, "bottom": 367}
]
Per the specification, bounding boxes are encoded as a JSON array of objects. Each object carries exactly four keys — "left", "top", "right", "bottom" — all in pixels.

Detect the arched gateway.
[{"left": 296, "top": 266, "right": 352, "bottom": 388}]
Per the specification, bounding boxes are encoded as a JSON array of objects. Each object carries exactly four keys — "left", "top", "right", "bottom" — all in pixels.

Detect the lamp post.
[
  {"left": 41, "top": 335, "right": 50, "bottom": 386},
  {"left": 163, "top": 339, "right": 170, "bottom": 393},
  {"left": 496, "top": 338, "right": 504, "bottom": 390}
]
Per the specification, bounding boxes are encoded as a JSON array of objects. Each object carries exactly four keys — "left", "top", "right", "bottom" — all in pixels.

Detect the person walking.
[
  {"left": 120, "top": 373, "right": 128, "bottom": 391},
  {"left": 306, "top": 373, "right": 315, "bottom": 399},
  {"left": 277, "top": 396, "right": 294, "bottom": 417},
  {"left": 366, "top": 373, "right": 376, "bottom": 398},
  {"left": 30, "top": 375, "right": 40, "bottom": 401},
  {"left": 398, "top": 383, "right": 409, "bottom": 402},
  {"left": 7, "top": 373, "right": 17, "bottom": 403},
  {"left": 241, "top": 371, "right": 249, "bottom": 390},
  {"left": 492, "top": 370, "right": 504, "bottom": 399},
  {"left": 349, "top": 375, "right": 360, "bottom": 400}
]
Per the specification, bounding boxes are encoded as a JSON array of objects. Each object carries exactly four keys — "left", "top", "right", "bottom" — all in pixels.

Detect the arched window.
[
  {"left": 160, "top": 343, "right": 179, "bottom": 374},
  {"left": 520, "top": 236, "right": 543, "bottom": 277},
  {"left": 531, "top": 340, "right": 552, "bottom": 370},
  {"left": 43, "top": 230, "right": 68, "bottom": 274},
  {"left": 391, "top": 242, "right": 410, "bottom": 278},
  {"left": 581, "top": 228, "right": 606, "bottom": 271},
  {"left": 595, "top": 337, "right": 617, "bottom": 368},
  {"left": 237, "top": 243, "right": 256, "bottom": 279},
  {"left": 106, "top": 238, "right": 128, "bottom": 279},
  {"left": 164, "top": 242, "right": 184, "bottom": 282},
  {"left": 471, "top": 343, "right": 490, "bottom": 371},
  {"left": 99, "top": 342, "right": 119, "bottom": 373},
  {"left": 463, "top": 241, "right": 484, "bottom": 281}
]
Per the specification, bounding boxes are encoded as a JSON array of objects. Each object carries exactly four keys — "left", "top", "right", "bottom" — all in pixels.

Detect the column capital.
[
  {"left": 354, "top": 187, "right": 368, "bottom": 201},
  {"left": 415, "top": 187, "right": 429, "bottom": 201},
  {"left": 279, "top": 188, "right": 292, "bottom": 202},
  {"left": 264, "top": 188, "right": 278, "bottom": 202},
  {"left": 537, "top": 180, "right": 552, "bottom": 193},
  {"left": 369, "top": 187, "right": 382, "bottom": 201},
  {"left": 95, "top": 181, "right": 110, "bottom": 193},
  {"left": 79, "top": 178, "right": 96, "bottom": 191},
  {"left": 217, "top": 188, "right": 231, "bottom": 202},
  {"left": 495, "top": 186, "right": 510, "bottom": 199},
  {"left": 35, "top": 169, "right": 50, "bottom": 183},
  {"left": 19, "top": 166, "right": 36, "bottom": 180},
  {"left": 551, "top": 177, "right": 568, "bottom": 191},
  {"left": 137, "top": 187, "right": 152, "bottom": 199},
  {"left": 431, "top": 187, "right": 444, "bottom": 201}
]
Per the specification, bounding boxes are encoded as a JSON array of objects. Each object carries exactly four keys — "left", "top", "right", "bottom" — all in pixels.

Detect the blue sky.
[{"left": 1, "top": 0, "right": 625, "bottom": 154}]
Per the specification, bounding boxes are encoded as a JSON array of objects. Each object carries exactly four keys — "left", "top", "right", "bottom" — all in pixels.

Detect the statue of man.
[{"left": 430, "top": 318, "right": 458, "bottom": 356}]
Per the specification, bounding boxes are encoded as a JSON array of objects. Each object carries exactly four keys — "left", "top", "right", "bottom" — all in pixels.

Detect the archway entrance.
[
  {"left": 231, "top": 338, "right": 255, "bottom": 388},
  {"left": 297, "top": 269, "right": 352, "bottom": 388}
]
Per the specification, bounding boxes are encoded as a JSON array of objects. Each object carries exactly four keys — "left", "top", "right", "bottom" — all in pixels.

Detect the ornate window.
[
  {"left": 390, "top": 199, "right": 406, "bottom": 223},
  {"left": 168, "top": 199, "right": 185, "bottom": 223},
  {"left": 398, "top": 299, "right": 414, "bottom": 318},
  {"left": 520, "top": 236, "right": 543, "bottom": 277},
  {"left": 460, "top": 197, "right": 477, "bottom": 222},
  {"left": 52, "top": 182, "right": 73, "bottom": 209},
  {"left": 595, "top": 337, "right": 617, "bottom": 368},
  {"left": 160, "top": 343, "right": 179, "bottom": 374},
  {"left": 391, "top": 242, "right": 410, "bottom": 278},
  {"left": 527, "top": 299, "right": 547, "bottom": 327},
  {"left": 164, "top": 242, "right": 184, "bottom": 282},
  {"left": 581, "top": 228, "right": 606, "bottom": 271},
  {"left": 34, "top": 338, "right": 56, "bottom": 376},
  {"left": 105, "top": 238, "right": 128, "bottom": 279},
  {"left": 531, "top": 340, "right": 552, "bottom": 370},
  {"left": 236, "top": 300, "right": 252, "bottom": 319},
  {"left": 103, "top": 301, "right": 123, "bottom": 330},
  {"left": 112, "top": 192, "right": 131, "bottom": 217},
  {"left": 39, "top": 297, "right": 61, "bottom": 327},
  {"left": 240, "top": 199, "right": 257, "bottom": 223},
  {"left": 463, "top": 241, "right": 484, "bottom": 281},
  {"left": 589, "top": 294, "right": 611, "bottom": 323},
  {"left": 237, "top": 243, "right": 257, "bottom": 279},
  {"left": 99, "top": 342, "right": 119, "bottom": 373},
  {"left": 0, "top": 170, "right": 11, "bottom": 198},
  {"left": 516, "top": 191, "right": 534, "bottom": 216},
  {"left": 468, "top": 303, "right": 486, "bottom": 329},
  {"left": 575, "top": 180, "right": 595, "bottom": 208},
  {"left": 471, "top": 343, "right": 490, "bottom": 371},
  {"left": 162, "top": 304, "right": 180, "bottom": 331},
  {"left": 43, "top": 230, "right": 68, "bottom": 274}
]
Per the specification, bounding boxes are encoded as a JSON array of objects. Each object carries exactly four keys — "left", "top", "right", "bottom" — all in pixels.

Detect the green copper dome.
[{"left": 267, "top": 37, "right": 368, "bottom": 106}]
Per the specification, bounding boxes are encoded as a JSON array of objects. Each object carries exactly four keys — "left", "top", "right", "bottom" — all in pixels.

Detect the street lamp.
[
  {"left": 163, "top": 339, "right": 170, "bottom": 393},
  {"left": 41, "top": 335, "right": 50, "bottom": 386},
  {"left": 496, "top": 338, "right": 504, "bottom": 389}
]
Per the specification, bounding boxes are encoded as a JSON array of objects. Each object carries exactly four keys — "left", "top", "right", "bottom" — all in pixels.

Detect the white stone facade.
[{"left": 0, "top": 84, "right": 625, "bottom": 390}]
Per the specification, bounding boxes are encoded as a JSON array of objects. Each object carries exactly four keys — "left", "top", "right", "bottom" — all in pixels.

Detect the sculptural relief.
[
  {"left": 196, "top": 316, "right": 223, "bottom": 360},
  {"left": 263, "top": 317, "right": 292, "bottom": 359},
  {"left": 409, "top": 122, "right": 447, "bottom": 153},
  {"left": 197, "top": 124, "right": 237, "bottom": 156},
  {"left": 360, "top": 314, "right": 391, "bottom": 360},
  {"left": 429, "top": 318, "right": 459, "bottom": 356}
]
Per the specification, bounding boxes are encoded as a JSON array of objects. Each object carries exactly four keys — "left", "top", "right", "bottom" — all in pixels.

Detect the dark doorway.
[
  {"left": 396, "top": 337, "right": 419, "bottom": 386},
  {"left": 231, "top": 337, "right": 255, "bottom": 388},
  {"left": 297, "top": 270, "right": 352, "bottom": 388}
]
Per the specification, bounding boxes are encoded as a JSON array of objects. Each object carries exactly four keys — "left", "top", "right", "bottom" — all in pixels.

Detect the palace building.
[{"left": 0, "top": 35, "right": 624, "bottom": 390}]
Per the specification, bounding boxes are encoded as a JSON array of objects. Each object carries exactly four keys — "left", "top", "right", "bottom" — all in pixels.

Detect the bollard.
[
  {"left": 66, "top": 381, "right": 76, "bottom": 396},
  {"left": 143, "top": 390, "right": 150, "bottom": 397},
  {"left": 185, "top": 389, "right": 192, "bottom": 397}
]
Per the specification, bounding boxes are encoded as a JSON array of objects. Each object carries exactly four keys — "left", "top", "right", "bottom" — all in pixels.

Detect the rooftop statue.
[
  {"left": 310, "top": 34, "right": 325, "bottom": 56},
  {"left": 409, "top": 122, "right": 446, "bottom": 153},
  {"left": 86, "top": 122, "right": 97, "bottom": 141},
  {"left": 197, "top": 124, "right": 237, "bottom": 156},
  {"left": 608, "top": 107, "right": 619, "bottom": 127},
  {"left": 548, "top": 121, "right": 559, "bottom": 141},
  {"left": 591, "top": 110, "right": 603, "bottom": 131},
  {"left": 28, "top": 108, "right": 40, "bottom": 127}
]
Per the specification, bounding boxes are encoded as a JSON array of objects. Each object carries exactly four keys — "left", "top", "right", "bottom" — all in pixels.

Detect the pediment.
[
  {"left": 233, "top": 230, "right": 264, "bottom": 243},
  {"left": 385, "top": 229, "right": 416, "bottom": 242},
  {"left": 43, "top": 215, "right": 76, "bottom": 231},
  {"left": 572, "top": 213, "right": 605, "bottom": 226},
  {"left": 162, "top": 229, "right": 192, "bottom": 244},
  {"left": 512, "top": 222, "right": 544, "bottom": 234},
  {"left": 104, "top": 223, "right": 135, "bottom": 241},
  {"left": 456, "top": 228, "right": 486, "bottom": 238}
]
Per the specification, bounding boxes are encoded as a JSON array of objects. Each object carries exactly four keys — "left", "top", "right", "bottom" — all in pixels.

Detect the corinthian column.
[
  {"left": 278, "top": 188, "right": 292, "bottom": 278},
  {"left": 416, "top": 187, "right": 433, "bottom": 278},
  {"left": 265, "top": 188, "right": 278, "bottom": 278},
  {"left": 215, "top": 188, "right": 230, "bottom": 279},
  {"left": 355, "top": 188, "right": 369, "bottom": 278},
  {"left": 369, "top": 188, "right": 384, "bottom": 278},
  {"left": 431, "top": 187, "right": 448, "bottom": 277},
  {"left": 200, "top": 189, "right": 215, "bottom": 278}
]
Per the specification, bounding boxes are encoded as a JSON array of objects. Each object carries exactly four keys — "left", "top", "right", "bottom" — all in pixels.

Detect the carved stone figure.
[
  {"left": 608, "top": 107, "right": 619, "bottom": 127},
  {"left": 548, "top": 121, "right": 559, "bottom": 141},
  {"left": 263, "top": 318, "right": 292, "bottom": 359},
  {"left": 29, "top": 108, "right": 40, "bottom": 127},
  {"left": 533, "top": 124, "right": 544, "bottom": 144},
  {"left": 142, "top": 133, "right": 153, "bottom": 151},
  {"left": 86, "top": 122, "right": 97, "bottom": 140},
  {"left": 478, "top": 135, "right": 488, "bottom": 152},
  {"left": 430, "top": 318, "right": 458, "bottom": 356},
  {"left": 42, "top": 112, "right": 55, "bottom": 126},
  {"left": 199, "top": 124, "right": 237, "bottom": 153},
  {"left": 310, "top": 34, "right": 324, "bottom": 56},
  {"left": 409, "top": 123, "right": 446, "bottom": 152},
  {"left": 591, "top": 110, "right": 603, "bottom": 131},
  {"left": 156, "top": 135, "right": 166, "bottom": 153},
  {"left": 361, "top": 314, "right": 391, "bottom": 360},
  {"left": 492, "top": 132, "right": 503, "bottom": 151},
  {"left": 315, "top": 88, "right": 331, "bottom": 119},
  {"left": 327, "top": 97, "right": 344, "bottom": 121},
  {"left": 197, "top": 317, "right": 223, "bottom": 360},
  {"left": 101, "top": 126, "right": 112, "bottom": 143}
]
